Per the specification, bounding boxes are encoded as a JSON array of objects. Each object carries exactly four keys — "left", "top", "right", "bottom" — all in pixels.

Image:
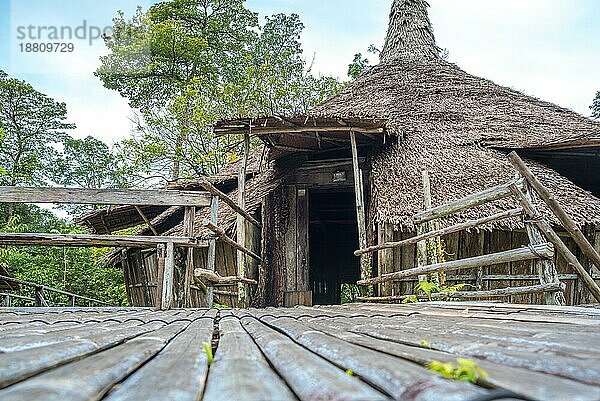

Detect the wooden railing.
[
  {"left": 0, "top": 275, "right": 109, "bottom": 307},
  {"left": 354, "top": 152, "right": 600, "bottom": 305}
]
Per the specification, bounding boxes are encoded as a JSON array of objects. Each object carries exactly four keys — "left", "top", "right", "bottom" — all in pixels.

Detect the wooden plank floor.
[{"left": 1, "top": 302, "right": 599, "bottom": 401}]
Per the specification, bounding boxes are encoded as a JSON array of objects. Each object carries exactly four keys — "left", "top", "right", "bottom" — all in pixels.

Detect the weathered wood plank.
[
  {"left": 258, "top": 314, "right": 487, "bottom": 400},
  {"left": 350, "top": 131, "right": 371, "bottom": 280},
  {"left": 161, "top": 242, "right": 175, "bottom": 310},
  {"left": 0, "top": 233, "right": 208, "bottom": 249},
  {"left": 240, "top": 314, "right": 387, "bottom": 401},
  {"left": 358, "top": 243, "right": 554, "bottom": 285},
  {"left": 0, "top": 321, "right": 188, "bottom": 400},
  {"left": 202, "top": 316, "right": 296, "bottom": 401},
  {"left": 413, "top": 179, "right": 524, "bottom": 224},
  {"left": 206, "top": 196, "right": 220, "bottom": 307},
  {"left": 300, "top": 315, "right": 600, "bottom": 401},
  {"left": 105, "top": 315, "right": 214, "bottom": 401},
  {"left": 204, "top": 221, "right": 262, "bottom": 262},
  {"left": 0, "top": 186, "right": 210, "bottom": 207}
]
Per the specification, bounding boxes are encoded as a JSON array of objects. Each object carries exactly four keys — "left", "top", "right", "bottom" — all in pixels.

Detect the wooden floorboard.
[{"left": 0, "top": 303, "right": 599, "bottom": 401}]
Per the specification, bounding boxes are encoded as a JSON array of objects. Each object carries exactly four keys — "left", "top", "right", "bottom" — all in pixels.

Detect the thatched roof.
[{"left": 301, "top": 0, "right": 600, "bottom": 229}]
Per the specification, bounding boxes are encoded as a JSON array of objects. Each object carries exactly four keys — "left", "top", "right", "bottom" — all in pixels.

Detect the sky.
[{"left": 0, "top": 0, "right": 599, "bottom": 148}]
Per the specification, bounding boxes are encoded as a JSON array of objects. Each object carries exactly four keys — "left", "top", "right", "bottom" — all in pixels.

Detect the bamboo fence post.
[
  {"left": 3, "top": 294, "right": 10, "bottom": 307},
  {"left": 509, "top": 152, "right": 600, "bottom": 272},
  {"left": 509, "top": 184, "right": 600, "bottom": 303},
  {"left": 421, "top": 170, "right": 440, "bottom": 284},
  {"left": 183, "top": 206, "right": 196, "bottom": 307},
  {"left": 161, "top": 242, "right": 175, "bottom": 309},
  {"left": 238, "top": 133, "right": 250, "bottom": 307},
  {"left": 350, "top": 131, "right": 370, "bottom": 281},
  {"left": 206, "top": 196, "right": 219, "bottom": 308}
]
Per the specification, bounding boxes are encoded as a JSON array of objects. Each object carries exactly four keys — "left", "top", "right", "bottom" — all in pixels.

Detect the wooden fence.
[{"left": 355, "top": 152, "right": 600, "bottom": 305}]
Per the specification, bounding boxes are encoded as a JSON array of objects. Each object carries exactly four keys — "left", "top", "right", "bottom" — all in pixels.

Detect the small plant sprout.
[
  {"left": 419, "top": 340, "right": 431, "bottom": 349},
  {"left": 427, "top": 358, "right": 488, "bottom": 384},
  {"left": 345, "top": 369, "right": 356, "bottom": 376},
  {"left": 203, "top": 341, "right": 214, "bottom": 366}
]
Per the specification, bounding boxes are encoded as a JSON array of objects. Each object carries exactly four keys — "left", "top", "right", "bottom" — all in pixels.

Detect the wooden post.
[
  {"left": 155, "top": 244, "right": 165, "bottom": 309},
  {"left": 237, "top": 133, "right": 250, "bottom": 307},
  {"left": 161, "top": 242, "right": 175, "bottom": 309},
  {"left": 70, "top": 295, "right": 76, "bottom": 307},
  {"left": 3, "top": 294, "right": 11, "bottom": 307},
  {"left": 509, "top": 184, "right": 600, "bottom": 303},
  {"left": 378, "top": 223, "right": 395, "bottom": 296},
  {"left": 183, "top": 206, "right": 196, "bottom": 307},
  {"left": 509, "top": 152, "right": 600, "bottom": 272},
  {"left": 35, "top": 287, "right": 48, "bottom": 307},
  {"left": 421, "top": 171, "right": 440, "bottom": 285},
  {"left": 518, "top": 178, "right": 566, "bottom": 306},
  {"left": 206, "top": 196, "right": 219, "bottom": 308},
  {"left": 350, "top": 131, "right": 370, "bottom": 281}
]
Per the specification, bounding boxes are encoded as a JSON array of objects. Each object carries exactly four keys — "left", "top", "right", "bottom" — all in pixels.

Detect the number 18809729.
[{"left": 19, "top": 42, "right": 75, "bottom": 52}]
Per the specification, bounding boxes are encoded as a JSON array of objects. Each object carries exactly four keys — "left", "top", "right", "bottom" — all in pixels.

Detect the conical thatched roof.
[{"left": 308, "top": 0, "right": 600, "bottom": 229}]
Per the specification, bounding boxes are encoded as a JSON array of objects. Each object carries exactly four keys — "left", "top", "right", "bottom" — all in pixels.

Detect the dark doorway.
[{"left": 309, "top": 190, "right": 360, "bottom": 305}]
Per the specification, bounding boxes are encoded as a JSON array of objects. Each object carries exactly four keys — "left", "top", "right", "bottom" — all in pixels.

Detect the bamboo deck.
[{"left": 0, "top": 302, "right": 599, "bottom": 401}]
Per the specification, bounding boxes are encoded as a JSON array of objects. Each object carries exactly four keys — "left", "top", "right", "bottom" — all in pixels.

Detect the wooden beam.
[
  {"left": 0, "top": 275, "right": 109, "bottom": 305},
  {"left": 194, "top": 268, "right": 257, "bottom": 286},
  {"left": 357, "top": 282, "right": 566, "bottom": 302},
  {"left": 134, "top": 206, "right": 159, "bottom": 235},
  {"left": 509, "top": 183, "right": 600, "bottom": 302},
  {"left": 413, "top": 179, "right": 525, "bottom": 224},
  {"left": 509, "top": 151, "right": 600, "bottom": 273},
  {"left": 0, "top": 233, "right": 208, "bottom": 248},
  {"left": 357, "top": 243, "right": 554, "bottom": 286},
  {"left": 355, "top": 208, "right": 523, "bottom": 256},
  {"left": 197, "top": 178, "right": 261, "bottom": 228},
  {"left": 350, "top": 131, "right": 370, "bottom": 281},
  {"left": 0, "top": 186, "right": 211, "bottom": 207},
  {"left": 238, "top": 133, "right": 250, "bottom": 307},
  {"left": 433, "top": 282, "right": 566, "bottom": 299},
  {"left": 214, "top": 126, "right": 385, "bottom": 136},
  {"left": 206, "top": 196, "right": 219, "bottom": 308},
  {"left": 161, "top": 241, "right": 175, "bottom": 309},
  {"left": 204, "top": 221, "right": 262, "bottom": 262}
]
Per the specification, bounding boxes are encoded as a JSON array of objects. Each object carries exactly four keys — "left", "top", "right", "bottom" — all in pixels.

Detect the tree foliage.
[
  {"left": 0, "top": 205, "right": 127, "bottom": 306},
  {"left": 97, "top": 1, "right": 343, "bottom": 183},
  {"left": 0, "top": 70, "right": 75, "bottom": 187}
]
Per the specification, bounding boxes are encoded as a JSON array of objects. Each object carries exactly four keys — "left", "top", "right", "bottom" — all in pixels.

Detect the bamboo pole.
[
  {"left": 161, "top": 241, "right": 175, "bottom": 309},
  {"left": 350, "top": 131, "right": 370, "bottom": 281},
  {"left": 238, "top": 134, "right": 250, "bottom": 307},
  {"left": 206, "top": 196, "right": 219, "bottom": 308},
  {"left": 355, "top": 208, "right": 523, "bottom": 256},
  {"left": 357, "top": 282, "right": 565, "bottom": 303},
  {"left": 204, "top": 221, "right": 262, "bottom": 262},
  {"left": 183, "top": 206, "right": 196, "bottom": 307},
  {"left": 509, "top": 183, "right": 600, "bottom": 302},
  {"left": 134, "top": 206, "right": 159, "bottom": 235},
  {"left": 0, "top": 233, "right": 207, "bottom": 248},
  {"left": 509, "top": 151, "right": 600, "bottom": 272},
  {"left": 197, "top": 177, "right": 261, "bottom": 228},
  {"left": 413, "top": 179, "right": 525, "bottom": 224},
  {"left": 357, "top": 243, "right": 554, "bottom": 286}
]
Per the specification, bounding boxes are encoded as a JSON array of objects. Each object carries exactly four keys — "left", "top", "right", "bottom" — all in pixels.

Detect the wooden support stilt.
[
  {"left": 206, "top": 196, "right": 219, "bottom": 308},
  {"left": 155, "top": 244, "right": 165, "bottom": 309},
  {"left": 238, "top": 133, "right": 250, "bottom": 307},
  {"left": 183, "top": 206, "right": 196, "bottom": 307},
  {"left": 161, "top": 242, "right": 175, "bottom": 309},
  {"left": 350, "top": 131, "right": 370, "bottom": 281}
]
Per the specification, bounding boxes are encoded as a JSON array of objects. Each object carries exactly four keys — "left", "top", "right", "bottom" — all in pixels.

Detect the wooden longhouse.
[{"left": 81, "top": 0, "right": 600, "bottom": 308}]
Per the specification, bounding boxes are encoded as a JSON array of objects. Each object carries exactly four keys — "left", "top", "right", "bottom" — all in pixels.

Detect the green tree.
[
  {"left": 0, "top": 70, "right": 75, "bottom": 187},
  {"left": 0, "top": 205, "right": 127, "bottom": 306},
  {"left": 592, "top": 91, "right": 600, "bottom": 119},
  {"left": 348, "top": 53, "right": 370, "bottom": 80},
  {"left": 97, "top": 1, "right": 343, "bottom": 184}
]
